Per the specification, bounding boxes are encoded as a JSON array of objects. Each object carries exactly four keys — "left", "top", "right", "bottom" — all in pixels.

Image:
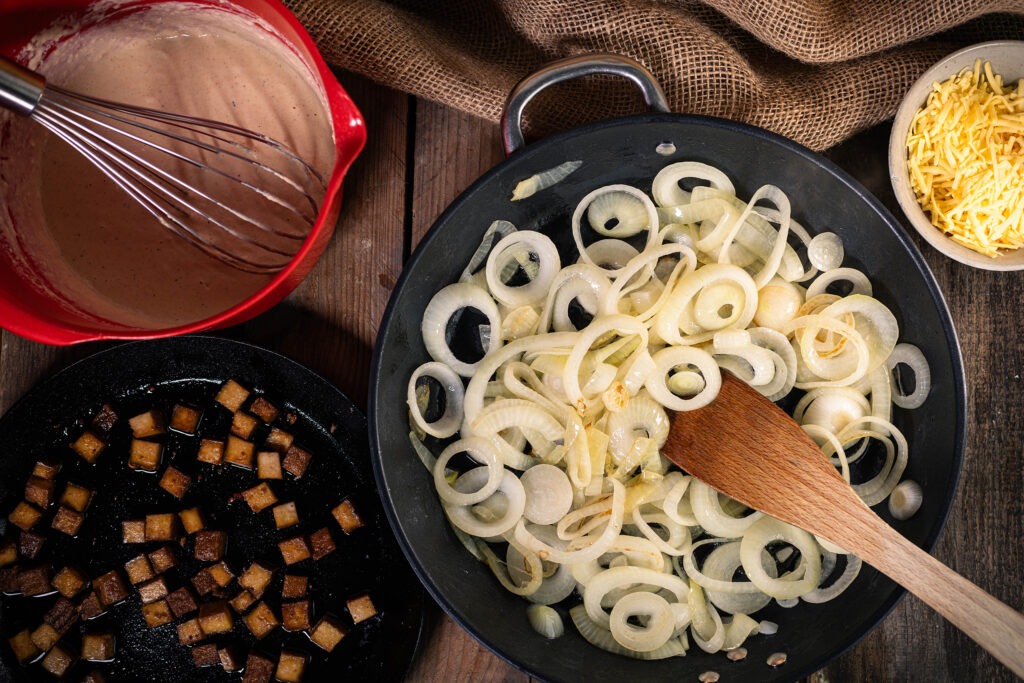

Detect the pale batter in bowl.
[{"left": 0, "top": 2, "right": 336, "bottom": 329}]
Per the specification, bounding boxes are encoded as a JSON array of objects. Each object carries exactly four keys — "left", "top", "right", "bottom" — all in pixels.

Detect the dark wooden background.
[{"left": 2, "top": 73, "right": 1022, "bottom": 682}]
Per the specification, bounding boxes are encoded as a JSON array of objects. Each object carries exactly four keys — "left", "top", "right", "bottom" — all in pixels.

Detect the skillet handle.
[{"left": 500, "top": 53, "right": 670, "bottom": 156}]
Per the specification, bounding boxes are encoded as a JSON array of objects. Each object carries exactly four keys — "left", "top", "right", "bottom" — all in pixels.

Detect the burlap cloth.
[{"left": 284, "top": 0, "right": 1024, "bottom": 151}]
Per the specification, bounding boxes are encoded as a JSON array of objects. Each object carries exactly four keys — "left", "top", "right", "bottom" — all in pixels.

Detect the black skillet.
[
  {"left": 369, "top": 54, "right": 967, "bottom": 682},
  {"left": 0, "top": 336, "right": 424, "bottom": 682}
]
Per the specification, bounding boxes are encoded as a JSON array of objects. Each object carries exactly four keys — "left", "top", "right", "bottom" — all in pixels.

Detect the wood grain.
[
  {"left": 668, "top": 372, "right": 1024, "bottom": 678},
  {"left": 410, "top": 99, "right": 505, "bottom": 245}
]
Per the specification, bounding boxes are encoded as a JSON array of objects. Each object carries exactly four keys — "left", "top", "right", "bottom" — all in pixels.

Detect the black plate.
[
  {"left": 370, "top": 114, "right": 966, "bottom": 682},
  {"left": 0, "top": 336, "right": 424, "bottom": 682}
]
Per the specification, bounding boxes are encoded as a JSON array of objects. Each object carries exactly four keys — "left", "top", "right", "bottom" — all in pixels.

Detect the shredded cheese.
[{"left": 906, "top": 59, "right": 1024, "bottom": 257}]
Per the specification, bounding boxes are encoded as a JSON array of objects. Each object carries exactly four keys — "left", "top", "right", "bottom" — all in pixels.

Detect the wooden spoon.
[{"left": 665, "top": 372, "right": 1024, "bottom": 677}]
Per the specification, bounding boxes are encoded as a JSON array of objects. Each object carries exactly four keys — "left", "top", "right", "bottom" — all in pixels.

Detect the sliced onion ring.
[
  {"left": 407, "top": 361, "right": 465, "bottom": 438},
  {"left": 421, "top": 282, "right": 502, "bottom": 377},
  {"left": 886, "top": 343, "right": 931, "bottom": 409}
]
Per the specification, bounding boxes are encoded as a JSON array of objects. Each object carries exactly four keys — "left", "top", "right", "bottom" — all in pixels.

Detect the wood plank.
[
  {"left": 820, "top": 124, "right": 1024, "bottom": 682},
  {"left": 405, "top": 99, "right": 528, "bottom": 683},
  {"left": 410, "top": 100, "right": 505, "bottom": 245}
]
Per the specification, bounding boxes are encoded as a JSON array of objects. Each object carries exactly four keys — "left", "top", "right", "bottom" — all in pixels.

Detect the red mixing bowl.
[{"left": 0, "top": 0, "right": 365, "bottom": 345}]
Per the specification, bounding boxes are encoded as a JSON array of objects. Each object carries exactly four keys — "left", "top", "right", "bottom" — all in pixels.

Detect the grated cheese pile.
[{"left": 907, "top": 59, "right": 1024, "bottom": 257}]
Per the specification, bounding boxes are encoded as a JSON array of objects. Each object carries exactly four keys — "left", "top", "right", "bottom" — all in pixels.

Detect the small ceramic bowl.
[{"left": 888, "top": 40, "right": 1024, "bottom": 271}]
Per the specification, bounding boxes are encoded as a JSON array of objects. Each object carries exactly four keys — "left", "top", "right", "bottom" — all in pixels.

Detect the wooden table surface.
[{"left": 2, "top": 71, "right": 1023, "bottom": 682}]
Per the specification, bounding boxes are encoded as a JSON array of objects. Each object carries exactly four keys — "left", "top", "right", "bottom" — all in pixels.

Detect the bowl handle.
[{"left": 500, "top": 53, "right": 669, "bottom": 156}]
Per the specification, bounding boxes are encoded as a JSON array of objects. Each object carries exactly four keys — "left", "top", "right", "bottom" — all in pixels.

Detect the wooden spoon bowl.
[{"left": 665, "top": 372, "right": 1024, "bottom": 677}]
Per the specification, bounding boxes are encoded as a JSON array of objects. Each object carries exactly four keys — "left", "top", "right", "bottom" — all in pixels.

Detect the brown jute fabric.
[{"left": 284, "top": 0, "right": 1024, "bottom": 151}]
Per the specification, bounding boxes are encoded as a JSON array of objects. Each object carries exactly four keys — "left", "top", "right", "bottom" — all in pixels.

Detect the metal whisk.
[{"left": 0, "top": 55, "right": 325, "bottom": 274}]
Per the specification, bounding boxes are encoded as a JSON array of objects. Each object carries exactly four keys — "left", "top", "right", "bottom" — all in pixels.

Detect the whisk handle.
[{"left": 0, "top": 55, "right": 45, "bottom": 117}]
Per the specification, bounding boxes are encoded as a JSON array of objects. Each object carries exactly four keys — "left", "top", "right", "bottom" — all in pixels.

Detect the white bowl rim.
[{"left": 888, "top": 39, "right": 1024, "bottom": 271}]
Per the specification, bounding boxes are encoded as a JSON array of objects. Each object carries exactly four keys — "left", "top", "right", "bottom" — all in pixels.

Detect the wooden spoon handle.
[{"left": 851, "top": 521, "right": 1024, "bottom": 677}]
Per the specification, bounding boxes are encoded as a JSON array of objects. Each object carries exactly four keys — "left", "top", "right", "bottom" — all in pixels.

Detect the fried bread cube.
[
  {"left": 167, "top": 586, "right": 199, "bottom": 618},
  {"left": 272, "top": 502, "right": 299, "bottom": 529},
  {"left": 238, "top": 562, "right": 273, "bottom": 598},
  {"left": 19, "top": 530, "right": 45, "bottom": 559},
  {"left": 32, "top": 458, "right": 61, "bottom": 480},
  {"left": 177, "top": 618, "right": 204, "bottom": 645},
  {"left": 207, "top": 561, "right": 234, "bottom": 587},
  {"left": 231, "top": 411, "right": 259, "bottom": 440},
  {"left": 194, "top": 530, "right": 227, "bottom": 561},
  {"left": 218, "top": 645, "right": 244, "bottom": 672},
  {"left": 91, "top": 404, "right": 118, "bottom": 436},
  {"left": 71, "top": 430, "right": 105, "bottom": 463},
  {"left": 129, "top": 439, "right": 162, "bottom": 471},
  {"left": 347, "top": 593, "right": 377, "bottom": 623},
  {"left": 25, "top": 476, "right": 55, "bottom": 508},
  {"left": 52, "top": 566, "right": 88, "bottom": 598},
  {"left": 44, "top": 597, "right": 78, "bottom": 633},
  {"left": 169, "top": 403, "right": 202, "bottom": 434},
  {"left": 257, "top": 451, "right": 282, "bottom": 479},
  {"left": 275, "top": 650, "right": 307, "bottom": 683},
  {"left": 224, "top": 436, "right": 254, "bottom": 470},
  {"left": 265, "top": 427, "right": 293, "bottom": 452},
  {"left": 249, "top": 397, "right": 279, "bottom": 423},
  {"left": 229, "top": 589, "right": 256, "bottom": 613},
  {"left": 94, "top": 571, "right": 129, "bottom": 607},
  {"left": 61, "top": 482, "right": 95, "bottom": 512},
  {"left": 81, "top": 633, "right": 115, "bottom": 661},
  {"left": 310, "top": 527, "right": 335, "bottom": 560},
  {"left": 81, "top": 671, "right": 107, "bottom": 683},
  {"left": 145, "top": 513, "right": 179, "bottom": 541},
  {"left": 40, "top": 643, "right": 77, "bottom": 677},
  {"left": 138, "top": 577, "right": 169, "bottom": 604},
  {"left": 197, "top": 438, "right": 225, "bottom": 465},
  {"left": 122, "top": 519, "right": 146, "bottom": 543},
  {"left": 281, "top": 575, "right": 307, "bottom": 599},
  {"left": 18, "top": 565, "right": 52, "bottom": 596},
  {"left": 310, "top": 614, "right": 347, "bottom": 652},
  {"left": 281, "top": 600, "right": 311, "bottom": 631},
  {"left": 8, "top": 501, "right": 42, "bottom": 530},
  {"left": 148, "top": 545, "right": 178, "bottom": 573},
  {"left": 192, "top": 642, "right": 220, "bottom": 667},
  {"left": 282, "top": 446, "right": 312, "bottom": 478},
  {"left": 242, "top": 651, "right": 275, "bottom": 683},
  {"left": 241, "top": 482, "right": 277, "bottom": 513},
  {"left": 129, "top": 410, "right": 166, "bottom": 438},
  {"left": 8, "top": 629, "right": 38, "bottom": 663},
  {"left": 179, "top": 507, "right": 206, "bottom": 534},
  {"left": 191, "top": 568, "right": 218, "bottom": 596},
  {"left": 242, "top": 601, "right": 279, "bottom": 639},
  {"left": 158, "top": 466, "right": 192, "bottom": 499},
  {"left": 52, "top": 506, "right": 85, "bottom": 536},
  {"left": 141, "top": 599, "right": 173, "bottom": 628},
  {"left": 331, "top": 499, "right": 365, "bottom": 533},
  {"left": 0, "top": 538, "right": 14, "bottom": 567},
  {"left": 199, "top": 600, "right": 233, "bottom": 634},
  {"left": 124, "top": 554, "right": 154, "bottom": 585},
  {"left": 31, "top": 623, "right": 60, "bottom": 651},
  {"left": 78, "top": 592, "right": 104, "bottom": 620},
  {"left": 216, "top": 379, "right": 250, "bottom": 411},
  {"left": 278, "top": 536, "right": 310, "bottom": 565}
]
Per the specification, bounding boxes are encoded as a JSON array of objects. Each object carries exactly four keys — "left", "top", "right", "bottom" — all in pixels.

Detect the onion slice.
[
  {"left": 421, "top": 283, "right": 502, "bottom": 377},
  {"left": 407, "top": 361, "right": 465, "bottom": 438}
]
